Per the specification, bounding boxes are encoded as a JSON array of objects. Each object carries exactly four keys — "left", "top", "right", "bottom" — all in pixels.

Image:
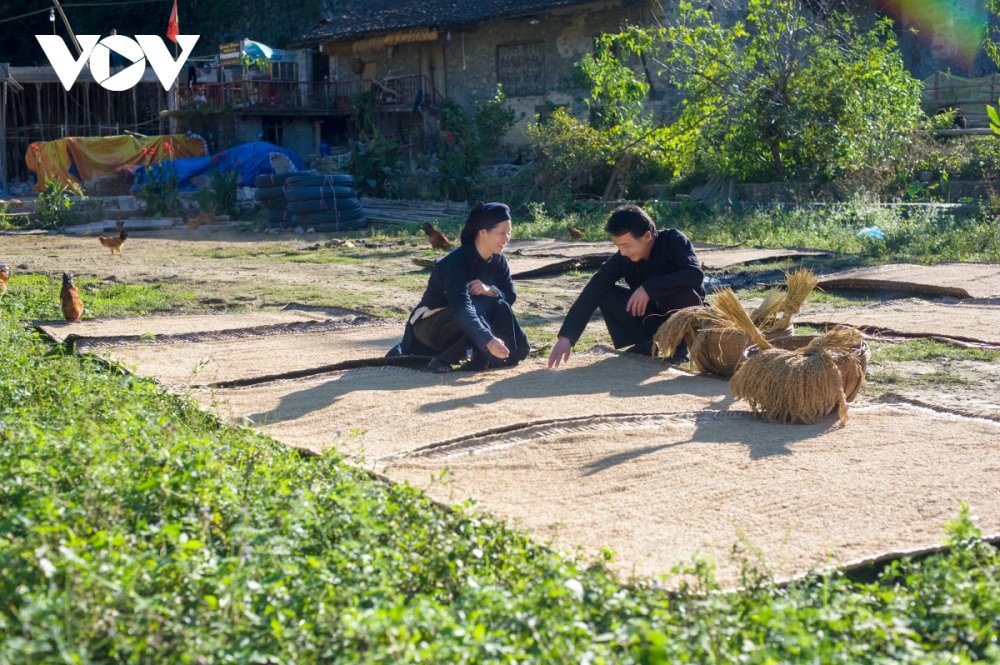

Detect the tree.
[
  {"left": 656, "top": 0, "right": 924, "bottom": 182},
  {"left": 527, "top": 29, "right": 685, "bottom": 201},
  {"left": 527, "top": 0, "right": 924, "bottom": 198}
]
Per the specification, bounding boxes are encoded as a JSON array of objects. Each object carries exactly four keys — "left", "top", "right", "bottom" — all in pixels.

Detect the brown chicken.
[
  {"left": 186, "top": 208, "right": 216, "bottom": 230},
  {"left": 0, "top": 263, "right": 9, "bottom": 298},
  {"left": 98, "top": 219, "right": 128, "bottom": 255},
  {"left": 567, "top": 227, "right": 583, "bottom": 240},
  {"left": 61, "top": 273, "right": 84, "bottom": 322},
  {"left": 420, "top": 222, "right": 453, "bottom": 251}
]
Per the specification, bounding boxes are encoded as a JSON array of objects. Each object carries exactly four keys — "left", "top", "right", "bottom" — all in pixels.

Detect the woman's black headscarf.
[{"left": 460, "top": 202, "right": 511, "bottom": 246}]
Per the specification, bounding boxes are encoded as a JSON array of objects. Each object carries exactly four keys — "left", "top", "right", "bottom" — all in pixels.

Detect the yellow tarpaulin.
[{"left": 25, "top": 134, "right": 207, "bottom": 191}]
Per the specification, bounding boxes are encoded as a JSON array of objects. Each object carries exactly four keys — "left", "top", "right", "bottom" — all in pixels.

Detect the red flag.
[{"left": 166, "top": 0, "right": 179, "bottom": 43}]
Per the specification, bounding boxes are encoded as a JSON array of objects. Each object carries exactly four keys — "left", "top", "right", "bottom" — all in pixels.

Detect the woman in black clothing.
[{"left": 388, "top": 202, "right": 530, "bottom": 372}]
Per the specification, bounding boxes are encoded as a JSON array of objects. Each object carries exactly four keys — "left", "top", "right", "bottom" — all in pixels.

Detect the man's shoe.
[{"left": 427, "top": 358, "right": 453, "bottom": 373}]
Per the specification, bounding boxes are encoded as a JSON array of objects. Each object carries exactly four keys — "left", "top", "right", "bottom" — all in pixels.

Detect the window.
[
  {"left": 262, "top": 118, "right": 285, "bottom": 146},
  {"left": 497, "top": 42, "right": 545, "bottom": 97},
  {"left": 270, "top": 62, "right": 298, "bottom": 81}
]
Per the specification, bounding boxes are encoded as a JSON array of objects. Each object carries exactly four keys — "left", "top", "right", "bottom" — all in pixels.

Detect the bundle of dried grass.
[
  {"left": 750, "top": 290, "right": 786, "bottom": 328},
  {"left": 653, "top": 273, "right": 817, "bottom": 378},
  {"left": 773, "top": 268, "right": 818, "bottom": 329},
  {"left": 652, "top": 305, "right": 732, "bottom": 360},
  {"left": 713, "top": 288, "right": 771, "bottom": 350},
  {"left": 748, "top": 268, "right": 817, "bottom": 330},
  {"left": 730, "top": 327, "right": 866, "bottom": 425}
]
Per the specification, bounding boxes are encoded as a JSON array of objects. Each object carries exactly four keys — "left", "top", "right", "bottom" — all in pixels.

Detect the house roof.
[{"left": 291, "top": 0, "right": 601, "bottom": 47}]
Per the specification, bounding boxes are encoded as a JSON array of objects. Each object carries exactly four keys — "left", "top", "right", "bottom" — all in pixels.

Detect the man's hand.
[
  {"left": 486, "top": 337, "right": 510, "bottom": 359},
  {"left": 547, "top": 336, "right": 573, "bottom": 369},
  {"left": 626, "top": 286, "right": 650, "bottom": 317},
  {"left": 468, "top": 280, "right": 497, "bottom": 297}
]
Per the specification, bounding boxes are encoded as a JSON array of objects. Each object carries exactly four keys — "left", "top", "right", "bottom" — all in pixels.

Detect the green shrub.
[
  {"left": 2, "top": 277, "right": 999, "bottom": 662},
  {"left": 36, "top": 178, "right": 83, "bottom": 230},
  {"left": 196, "top": 168, "right": 240, "bottom": 217},
  {"left": 138, "top": 164, "right": 180, "bottom": 217},
  {"left": 346, "top": 137, "right": 404, "bottom": 197}
]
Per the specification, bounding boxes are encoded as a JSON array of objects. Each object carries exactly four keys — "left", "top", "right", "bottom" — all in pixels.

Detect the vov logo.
[{"left": 36, "top": 34, "right": 199, "bottom": 92}]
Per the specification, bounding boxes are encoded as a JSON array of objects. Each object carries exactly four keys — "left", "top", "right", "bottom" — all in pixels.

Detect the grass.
[
  {"left": 186, "top": 246, "right": 364, "bottom": 265},
  {"left": 869, "top": 368, "right": 974, "bottom": 387},
  {"left": 1, "top": 274, "right": 999, "bottom": 661},
  {"left": 6, "top": 274, "right": 200, "bottom": 320},
  {"left": 516, "top": 196, "right": 1000, "bottom": 263},
  {"left": 871, "top": 339, "right": 1000, "bottom": 364}
]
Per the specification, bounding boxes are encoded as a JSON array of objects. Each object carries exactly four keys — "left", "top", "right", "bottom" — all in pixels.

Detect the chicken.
[
  {"left": 568, "top": 227, "right": 583, "bottom": 240},
  {"left": 420, "top": 221, "right": 453, "bottom": 251},
  {"left": 0, "top": 263, "right": 9, "bottom": 298},
  {"left": 187, "top": 208, "right": 216, "bottom": 230},
  {"left": 61, "top": 273, "right": 84, "bottom": 322},
  {"left": 98, "top": 219, "right": 128, "bottom": 255}
]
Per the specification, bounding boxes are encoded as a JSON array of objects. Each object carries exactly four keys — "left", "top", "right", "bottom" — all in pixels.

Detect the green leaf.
[{"left": 988, "top": 104, "right": 1000, "bottom": 127}]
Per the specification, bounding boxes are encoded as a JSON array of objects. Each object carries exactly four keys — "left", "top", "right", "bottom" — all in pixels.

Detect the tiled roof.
[{"left": 291, "top": 0, "right": 600, "bottom": 46}]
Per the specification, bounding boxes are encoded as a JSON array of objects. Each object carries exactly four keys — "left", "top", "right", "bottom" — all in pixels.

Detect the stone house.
[{"left": 290, "top": 0, "right": 664, "bottom": 150}]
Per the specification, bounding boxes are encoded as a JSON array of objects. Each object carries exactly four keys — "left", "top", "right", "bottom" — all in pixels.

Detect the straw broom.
[{"left": 729, "top": 326, "right": 865, "bottom": 425}]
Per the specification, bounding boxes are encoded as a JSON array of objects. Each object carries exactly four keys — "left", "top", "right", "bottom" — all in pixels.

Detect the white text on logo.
[{"left": 36, "top": 34, "right": 200, "bottom": 92}]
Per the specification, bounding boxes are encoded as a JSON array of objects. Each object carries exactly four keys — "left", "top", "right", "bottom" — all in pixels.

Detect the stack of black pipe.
[
  {"left": 284, "top": 173, "right": 366, "bottom": 231},
  {"left": 254, "top": 171, "right": 303, "bottom": 229}
]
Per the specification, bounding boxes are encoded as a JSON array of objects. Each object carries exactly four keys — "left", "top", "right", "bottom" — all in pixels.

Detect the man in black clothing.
[{"left": 547, "top": 204, "right": 704, "bottom": 368}]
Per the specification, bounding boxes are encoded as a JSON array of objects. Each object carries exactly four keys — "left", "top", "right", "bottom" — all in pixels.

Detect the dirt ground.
[{"left": 3, "top": 224, "right": 999, "bottom": 419}]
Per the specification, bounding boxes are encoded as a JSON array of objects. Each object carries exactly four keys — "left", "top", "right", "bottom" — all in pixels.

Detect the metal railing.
[{"left": 177, "top": 74, "right": 444, "bottom": 114}]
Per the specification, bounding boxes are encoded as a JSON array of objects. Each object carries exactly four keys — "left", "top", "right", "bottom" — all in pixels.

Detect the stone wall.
[{"left": 323, "top": 0, "right": 660, "bottom": 148}]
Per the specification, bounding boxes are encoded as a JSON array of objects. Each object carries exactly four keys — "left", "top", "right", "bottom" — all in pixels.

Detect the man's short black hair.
[{"left": 604, "top": 204, "right": 657, "bottom": 238}]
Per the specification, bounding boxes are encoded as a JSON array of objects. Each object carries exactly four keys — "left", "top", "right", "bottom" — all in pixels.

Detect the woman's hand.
[
  {"left": 468, "top": 280, "right": 498, "bottom": 297},
  {"left": 486, "top": 337, "right": 510, "bottom": 359}
]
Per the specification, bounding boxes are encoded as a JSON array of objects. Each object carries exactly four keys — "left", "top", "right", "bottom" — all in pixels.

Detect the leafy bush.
[
  {"left": 524, "top": 31, "right": 684, "bottom": 201},
  {"left": 525, "top": 107, "right": 609, "bottom": 202},
  {"left": 196, "top": 168, "right": 240, "bottom": 217},
  {"left": 430, "top": 92, "right": 517, "bottom": 202},
  {"left": 1, "top": 277, "right": 999, "bottom": 661},
  {"left": 137, "top": 163, "right": 180, "bottom": 216},
  {"left": 346, "top": 136, "right": 404, "bottom": 197},
  {"left": 660, "top": 0, "right": 925, "bottom": 183},
  {"left": 36, "top": 178, "right": 83, "bottom": 230},
  {"left": 531, "top": 0, "right": 925, "bottom": 194},
  {"left": 473, "top": 85, "right": 519, "bottom": 165}
]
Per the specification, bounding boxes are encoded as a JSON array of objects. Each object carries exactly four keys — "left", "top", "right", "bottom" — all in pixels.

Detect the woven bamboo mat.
[
  {"left": 798, "top": 298, "right": 1000, "bottom": 348},
  {"left": 35, "top": 307, "right": 341, "bottom": 343},
  {"left": 383, "top": 405, "right": 1000, "bottom": 586},
  {"left": 197, "top": 349, "right": 729, "bottom": 459},
  {"left": 817, "top": 263, "right": 1000, "bottom": 300},
  {"left": 414, "top": 245, "right": 832, "bottom": 279},
  {"left": 698, "top": 246, "right": 831, "bottom": 269},
  {"left": 80, "top": 318, "right": 407, "bottom": 387}
]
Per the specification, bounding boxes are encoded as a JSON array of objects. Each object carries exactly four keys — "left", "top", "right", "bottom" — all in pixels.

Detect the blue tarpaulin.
[{"left": 133, "top": 141, "right": 306, "bottom": 192}]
